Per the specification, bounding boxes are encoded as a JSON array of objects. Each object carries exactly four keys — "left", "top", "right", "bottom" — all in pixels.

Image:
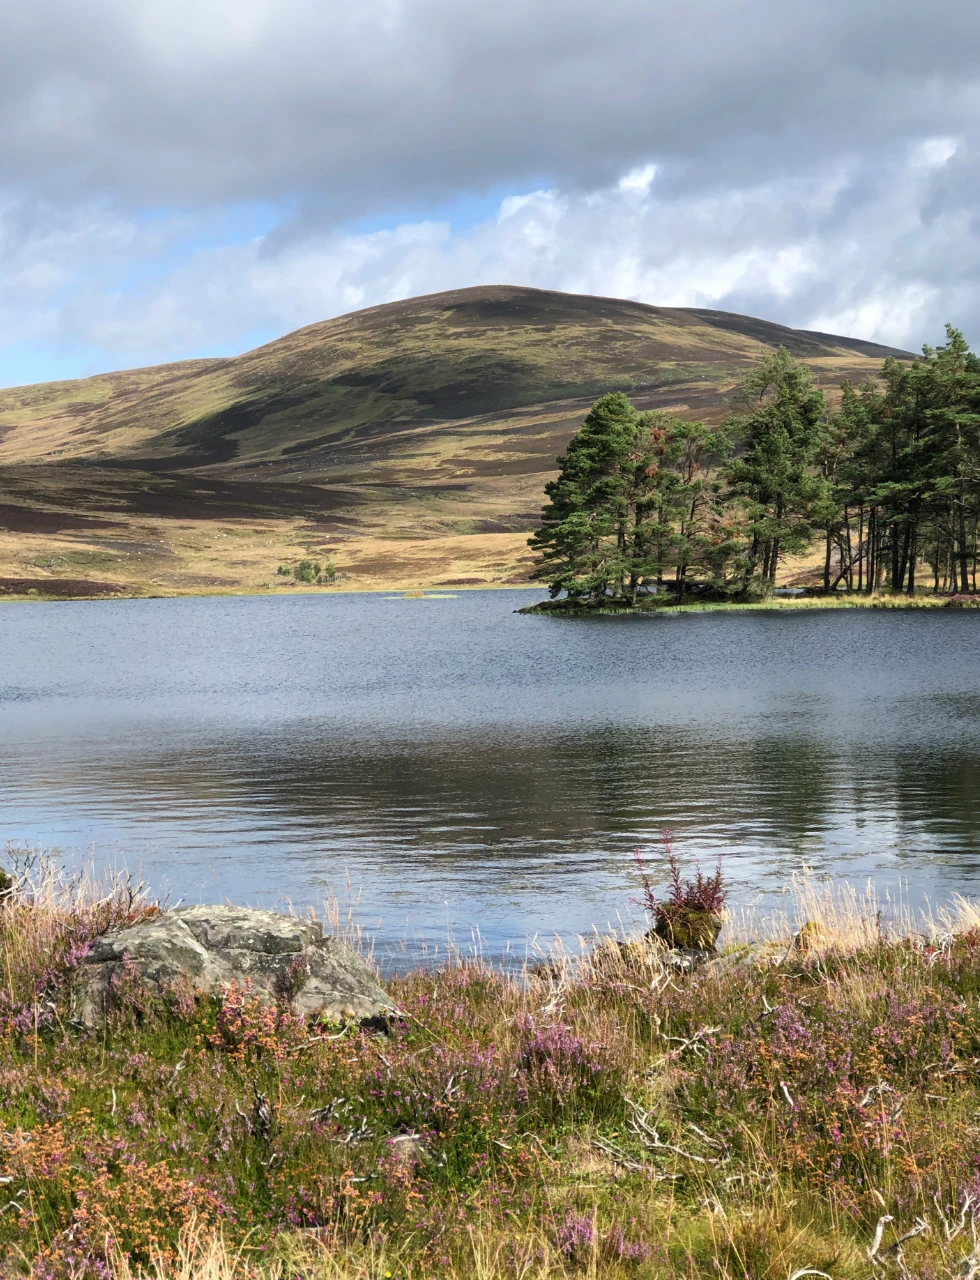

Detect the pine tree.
[
  {"left": 634, "top": 416, "right": 733, "bottom": 600},
  {"left": 528, "top": 393, "right": 647, "bottom": 602},
  {"left": 530, "top": 396, "right": 735, "bottom": 602},
  {"left": 724, "top": 348, "right": 828, "bottom": 595}
]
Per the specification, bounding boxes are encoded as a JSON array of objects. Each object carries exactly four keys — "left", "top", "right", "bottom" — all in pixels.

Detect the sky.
[{"left": 2, "top": 0, "right": 980, "bottom": 387}]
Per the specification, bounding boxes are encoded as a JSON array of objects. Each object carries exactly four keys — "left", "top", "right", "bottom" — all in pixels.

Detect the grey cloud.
[{"left": 0, "top": 0, "right": 979, "bottom": 217}]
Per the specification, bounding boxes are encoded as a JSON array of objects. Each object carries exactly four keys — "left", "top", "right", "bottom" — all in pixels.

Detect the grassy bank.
[
  {"left": 520, "top": 591, "right": 976, "bottom": 616},
  {"left": 3, "top": 863, "right": 980, "bottom": 1279}
]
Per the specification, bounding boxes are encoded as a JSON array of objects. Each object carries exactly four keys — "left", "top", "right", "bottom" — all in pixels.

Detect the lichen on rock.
[{"left": 77, "top": 904, "right": 396, "bottom": 1025}]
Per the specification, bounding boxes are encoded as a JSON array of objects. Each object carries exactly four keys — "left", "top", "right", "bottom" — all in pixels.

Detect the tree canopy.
[{"left": 529, "top": 328, "right": 980, "bottom": 602}]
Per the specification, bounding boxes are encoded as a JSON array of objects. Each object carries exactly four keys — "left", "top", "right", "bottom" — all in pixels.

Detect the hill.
[{"left": 0, "top": 286, "right": 912, "bottom": 598}]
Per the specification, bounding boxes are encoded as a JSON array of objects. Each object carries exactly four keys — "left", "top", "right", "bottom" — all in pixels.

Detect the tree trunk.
[
  {"left": 856, "top": 506, "right": 865, "bottom": 593},
  {"left": 865, "top": 508, "right": 876, "bottom": 594},
  {"left": 959, "top": 483, "right": 970, "bottom": 592},
  {"left": 898, "top": 521, "right": 911, "bottom": 595},
  {"left": 743, "top": 534, "right": 760, "bottom": 595},
  {"left": 823, "top": 528, "right": 832, "bottom": 594}
]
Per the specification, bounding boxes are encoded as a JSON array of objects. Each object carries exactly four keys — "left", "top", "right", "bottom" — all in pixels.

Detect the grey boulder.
[{"left": 77, "top": 904, "right": 396, "bottom": 1025}]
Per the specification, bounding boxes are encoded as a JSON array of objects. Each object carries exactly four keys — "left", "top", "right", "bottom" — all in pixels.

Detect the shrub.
[
  {"left": 278, "top": 559, "right": 337, "bottom": 584},
  {"left": 633, "top": 828, "right": 725, "bottom": 947},
  {"left": 10, "top": 853, "right": 980, "bottom": 1280}
]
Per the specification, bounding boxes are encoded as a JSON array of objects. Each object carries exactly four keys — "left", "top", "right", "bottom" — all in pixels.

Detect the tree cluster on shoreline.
[{"left": 529, "top": 327, "right": 980, "bottom": 603}]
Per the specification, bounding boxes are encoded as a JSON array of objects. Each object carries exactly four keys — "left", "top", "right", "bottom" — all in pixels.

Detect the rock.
[
  {"left": 792, "top": 919, "right": 833, "bottom": 954},
  {"left": 386, "top": 1131, "right": 428, "bottom": 1166},
  {"left": 527, "top": 958, "right": 568, "bottom": 982},
  {"left": 704, "top": 941, "right": 784, "bottom": 975},
  {"left": 651, "top": 907, "right": 725, "bottom": 951},
  {"left": 665, "top": 945, "right": 714, "bottom": 972},
  {"left": 588, "top": 933, "right": 716, "bottom": 977},
  {"left": 77, "top": 904, "right": 396, "bottom": 1026}
]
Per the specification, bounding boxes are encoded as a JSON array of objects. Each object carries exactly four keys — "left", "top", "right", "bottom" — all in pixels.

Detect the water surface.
[{"left": 2, "top": 590, "right": 980, "bottom": 961}]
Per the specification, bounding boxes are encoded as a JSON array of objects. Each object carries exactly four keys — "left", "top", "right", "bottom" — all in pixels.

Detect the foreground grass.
[{"left": 3, "top": 866, "right": 980, "bottom": 1278}]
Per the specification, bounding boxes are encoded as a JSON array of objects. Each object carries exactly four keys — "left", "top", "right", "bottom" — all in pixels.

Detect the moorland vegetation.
[
  {"left": 4, "top": 855, "right": 980, "bottom": 1279},
  {"left": 528, "top": 327, "right": 980, "bottom": 606}
]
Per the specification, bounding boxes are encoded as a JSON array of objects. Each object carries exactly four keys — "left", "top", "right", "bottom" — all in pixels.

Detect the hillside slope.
[{"left": 0, "top": 286, "right": 912, "bottom": 597}]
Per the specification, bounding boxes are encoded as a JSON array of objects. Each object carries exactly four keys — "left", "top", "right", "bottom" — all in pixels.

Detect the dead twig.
[
  {"left": 624, "top": 1096, "right": 720, "bottom": 1164},
  {"left": 649, "top": 1024, "right": 721, "bottom": 1070},
  {"left": 868, "top": 1215, "right": 894, "bottom": 1260},
  {"left": 869, "top": 1215, "right": 928, "bottom": 1263},
  {"left": 934, "top": 1193, "right": 976, "bottom": 1242},
  {"left": 167, "top": 1050, "right": 188, "bottom": 1089},
  {"left": 859, "top": 1081, "right": 894, "bottom": 1108},
  {"left": 686, "top": 1122, "right": 728, "bottom": 1152},
  {"left": 882, "top": 1216, "right": 929, "bottom": 1255},
  {"left": 288, "top": 1025, "right": 354, "bottom": 1056}
]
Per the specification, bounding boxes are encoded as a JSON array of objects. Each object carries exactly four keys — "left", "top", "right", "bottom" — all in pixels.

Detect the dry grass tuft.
[{"left": 727, "top": 870, "right": 917, "bottom": 957}]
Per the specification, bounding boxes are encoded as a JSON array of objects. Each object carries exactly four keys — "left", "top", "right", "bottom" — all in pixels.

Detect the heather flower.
[{"left": 633, "top": 828, "right": 725, "bottom": 947}]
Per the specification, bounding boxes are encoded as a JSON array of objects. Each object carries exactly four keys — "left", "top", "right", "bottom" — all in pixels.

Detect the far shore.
[
  {"left": 1, "top": 580, "right": 976, "bottom": 610},
  {"left": 0, "top": 580, "right": 544, "bottom": 604}
]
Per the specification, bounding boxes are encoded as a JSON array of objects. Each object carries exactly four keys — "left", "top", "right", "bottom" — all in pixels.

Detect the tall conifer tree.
[{"left": 724, "top": 348, "right": 828, "bottom": 595}]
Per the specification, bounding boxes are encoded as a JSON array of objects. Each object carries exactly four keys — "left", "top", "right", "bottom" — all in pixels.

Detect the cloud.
[
  {"left": 2, "top": 0, "right": 979, "bottom": 213},
  {"left": 1, "top": 0, "right": 980, "bottom": 381},
  {"left": 4, "top": 131, "right": 979, "bottom": 384}
]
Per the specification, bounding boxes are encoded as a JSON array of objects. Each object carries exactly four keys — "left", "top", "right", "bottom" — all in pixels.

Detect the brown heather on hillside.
[{"left": 0, "top": 286, "right": 911, "bottom": 599}]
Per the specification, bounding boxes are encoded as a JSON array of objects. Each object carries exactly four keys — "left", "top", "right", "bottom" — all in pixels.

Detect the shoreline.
[
  {"left": 3, "top": 865, "right": 979, "bottom": 1279},
  {"left": 2, "top": 580, "right": 976, "bottom": 610},
  {"left": 519, "top": 591, "right": 976, "bottom": 616},
  {"left": 0, "top": 580, "right": 546, "bottom": 604}
]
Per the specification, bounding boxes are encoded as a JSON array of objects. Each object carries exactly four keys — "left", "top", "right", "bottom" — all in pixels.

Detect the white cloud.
[
  {"left": 2, "top": 132, "right": 977, "bottom": 382},
  {"left": 618, "top": 165, "right": 658, "bottom": 198}
]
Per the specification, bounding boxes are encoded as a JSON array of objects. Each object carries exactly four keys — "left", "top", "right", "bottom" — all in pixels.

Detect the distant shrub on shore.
[{"left": 276, "top": 558, "right": 337, "bottom": 585}]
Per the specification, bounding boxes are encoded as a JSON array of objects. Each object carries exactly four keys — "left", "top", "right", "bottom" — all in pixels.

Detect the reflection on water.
[{"left": 1, "top": 591, "right": 980, "bottom": 960}]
